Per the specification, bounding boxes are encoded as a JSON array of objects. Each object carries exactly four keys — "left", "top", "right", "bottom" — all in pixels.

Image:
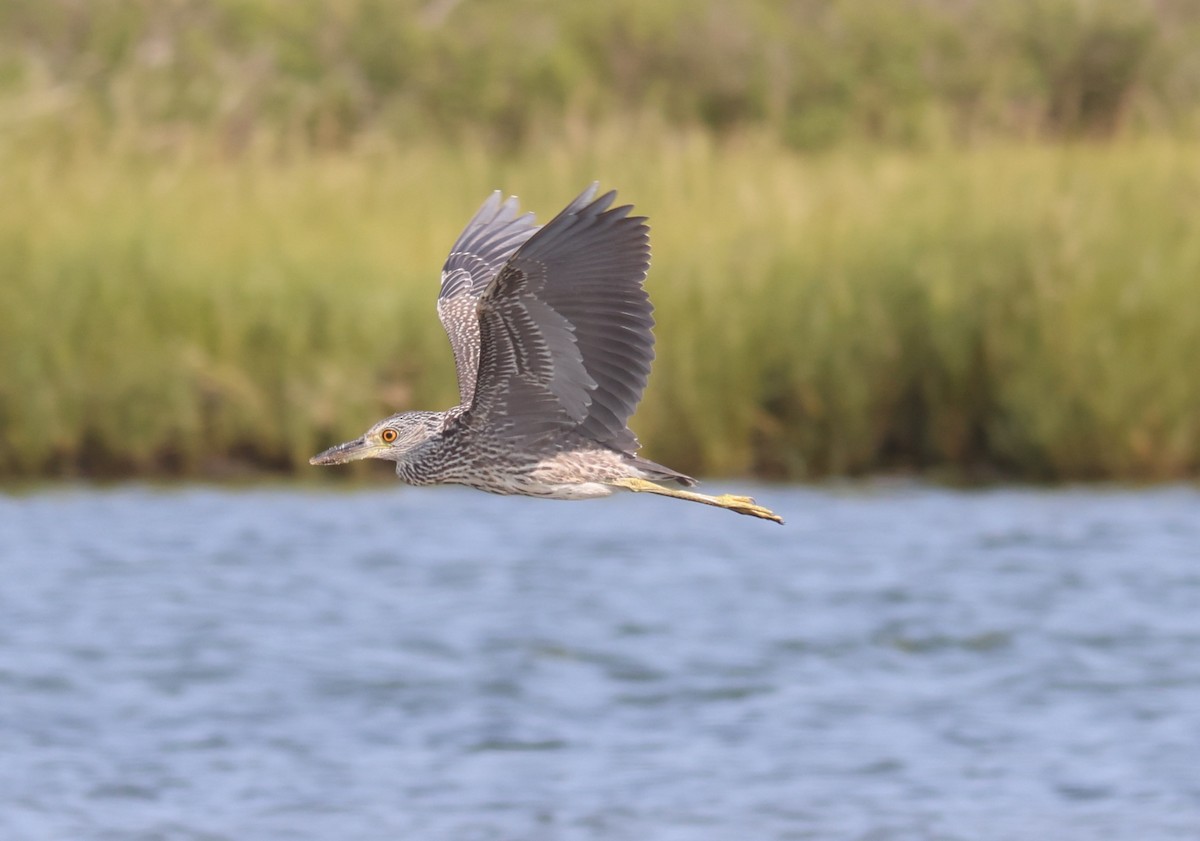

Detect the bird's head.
[{"left": 309, "top": 411, "right": 443, "bottom": 466}]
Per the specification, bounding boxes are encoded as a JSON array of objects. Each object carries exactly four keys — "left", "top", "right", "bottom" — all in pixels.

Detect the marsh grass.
[
  {"left": 4, "top": 0, "right": 1197, "bottom": 153},
  {"left": 3, "top": 132, "right": 1199, "bottom": 479}
]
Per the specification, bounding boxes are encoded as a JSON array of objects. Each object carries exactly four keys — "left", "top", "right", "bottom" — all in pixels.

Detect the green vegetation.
[
  {"left": 2, "top": 0, "right": 1198, "bottom": 154},
  {"left": 2, "top": 0, "right": 1198, "bottom": 481},
  {"left": 3, "top": 134, "right": 1198, "bottom": 480}
]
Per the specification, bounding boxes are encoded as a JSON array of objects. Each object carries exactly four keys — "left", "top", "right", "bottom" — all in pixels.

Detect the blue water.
[{"left": 1, "top": 483, "right": 1198, "bottom": 840}]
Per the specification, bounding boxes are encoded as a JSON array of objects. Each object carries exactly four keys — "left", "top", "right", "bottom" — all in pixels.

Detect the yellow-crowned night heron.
[{"left": 310, "top": 184, "right": 782, "bottom": 523}]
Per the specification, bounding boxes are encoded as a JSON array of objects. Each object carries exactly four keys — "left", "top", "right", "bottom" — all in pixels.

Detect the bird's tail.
[{"left": 626, "top": 455, "right": 697, "bottom": 487}]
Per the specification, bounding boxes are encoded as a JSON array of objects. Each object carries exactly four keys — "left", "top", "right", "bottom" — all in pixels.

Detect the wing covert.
[{"left": 438, "top": 192, "right": 539, "bottom": 405}]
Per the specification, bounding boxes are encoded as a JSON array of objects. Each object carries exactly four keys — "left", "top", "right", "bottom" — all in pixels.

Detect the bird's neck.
[{"left": 393, "top": 411, "right": 454, "bottom": 485}]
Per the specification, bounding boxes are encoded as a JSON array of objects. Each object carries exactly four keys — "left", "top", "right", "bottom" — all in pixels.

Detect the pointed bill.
[{"left": 309, "top": 437, "right": 381, "bottom": 466}]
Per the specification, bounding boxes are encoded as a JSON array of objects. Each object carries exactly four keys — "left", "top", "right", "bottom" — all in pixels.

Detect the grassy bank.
[{"left": 3, "top": 132, "right": 1198, "bottom": 480}]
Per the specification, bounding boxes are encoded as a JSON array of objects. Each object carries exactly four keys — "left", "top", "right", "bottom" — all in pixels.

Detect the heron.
[{"left": 310, "top": 184, "right": 782, "bottom": 524}]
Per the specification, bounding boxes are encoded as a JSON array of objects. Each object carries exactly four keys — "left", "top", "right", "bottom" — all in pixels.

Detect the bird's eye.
[{"left": 380, "top": 428, "right": 398, "bottom": 444}]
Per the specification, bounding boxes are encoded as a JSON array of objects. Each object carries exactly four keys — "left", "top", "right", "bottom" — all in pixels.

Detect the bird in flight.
[{"left": 310, "top": 184, "right": 782, "bottom": 523}]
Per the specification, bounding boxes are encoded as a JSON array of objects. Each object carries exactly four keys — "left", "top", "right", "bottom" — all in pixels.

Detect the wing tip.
[{"left": 471, "top": 190, "right": 528, "bottom": 226}]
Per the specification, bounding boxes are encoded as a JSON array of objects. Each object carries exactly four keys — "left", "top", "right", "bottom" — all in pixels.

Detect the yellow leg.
[{"left": 609, "top": 477, "right": 783, "bottom": 524}]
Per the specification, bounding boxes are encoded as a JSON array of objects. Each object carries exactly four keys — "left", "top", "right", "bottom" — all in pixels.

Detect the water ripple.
[{"left": 1, "top": 482, "right": 1198, "bottom": 840}]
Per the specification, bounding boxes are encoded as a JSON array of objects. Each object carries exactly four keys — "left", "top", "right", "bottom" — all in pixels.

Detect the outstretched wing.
[
  {"left": 438, "top": 192, "right": 539, "bottom": 405},
  {"left": 460, "top": 183, "right": 655, "bottom": 452}
]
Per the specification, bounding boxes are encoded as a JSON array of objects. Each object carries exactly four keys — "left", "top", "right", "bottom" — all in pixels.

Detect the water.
[{"left": 1, "top": 483, "right": 1197, "bottom": 841}]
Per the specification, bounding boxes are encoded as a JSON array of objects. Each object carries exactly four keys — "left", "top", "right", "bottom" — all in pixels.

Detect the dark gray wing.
[
  {"left": 438, "top": 192, "right": 539, "bottom": 405},
  {"left": 461, "top": 183, "right": 654, "bottom": 452}
]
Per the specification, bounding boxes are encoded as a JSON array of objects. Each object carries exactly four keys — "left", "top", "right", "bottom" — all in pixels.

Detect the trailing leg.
[{"left": 608, "top": 477, "right": 783, "bottom": 524}]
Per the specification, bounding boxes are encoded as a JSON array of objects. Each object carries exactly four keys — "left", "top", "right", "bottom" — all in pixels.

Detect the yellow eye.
[{"left": 380, "top": 428, "right": 398, "bottom": 444}]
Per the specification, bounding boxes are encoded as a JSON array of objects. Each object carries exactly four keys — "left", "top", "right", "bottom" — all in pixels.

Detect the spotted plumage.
[{"left": 310, "top": 184, "right": 782, "bottom": 523}]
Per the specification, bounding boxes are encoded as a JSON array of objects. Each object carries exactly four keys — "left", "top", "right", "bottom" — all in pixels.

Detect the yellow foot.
[{"left": 609, "top": 478, "right": 784, "bottom": 524}]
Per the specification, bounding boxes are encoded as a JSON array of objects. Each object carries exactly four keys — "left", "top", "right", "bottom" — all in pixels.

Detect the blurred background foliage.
[
  {"left": 2, "top": 0, "right": 1199, "bottom": 481},
  {"left": 2, "top": 0, "right": 1198, "bottom": 153}
]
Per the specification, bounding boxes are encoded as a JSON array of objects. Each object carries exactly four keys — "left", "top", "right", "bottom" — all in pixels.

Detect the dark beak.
[{"left": 309, "top": 436, "right": 379, "bottom": 466}]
